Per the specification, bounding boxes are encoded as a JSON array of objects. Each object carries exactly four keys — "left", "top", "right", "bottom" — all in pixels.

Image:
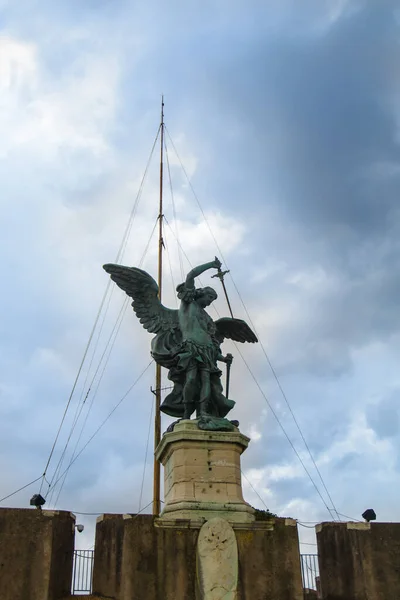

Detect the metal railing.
[
  {"left": 72, "top": 548, "right": 317, "bottom": 594},
  {"left": 72, "top": 549, "right": 94, "bottom": 595},
  {"left": 300, "top": 553, "right": 319, "bottom": 591}
]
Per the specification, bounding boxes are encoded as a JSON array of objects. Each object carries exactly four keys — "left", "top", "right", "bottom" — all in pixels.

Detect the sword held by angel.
[{"left": 103, "top": 257, "right": 257, "bottom": 428}]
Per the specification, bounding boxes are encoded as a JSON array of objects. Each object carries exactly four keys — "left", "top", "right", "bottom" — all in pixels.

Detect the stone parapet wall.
[
  {"left": 93, "top": 513, "right": 303, "bottom": 600},
  {"left": 316, "top": 521, "right": 400, "bottom": 600},
  {"left": 0, "top": 508, "right": 75, "bottom": 600}
]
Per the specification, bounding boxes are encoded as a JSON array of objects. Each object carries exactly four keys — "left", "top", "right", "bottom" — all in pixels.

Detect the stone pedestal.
[
  {"left": 316, "top": 521, "right": 400, "bottom": 600},
  {"left": 155, "top": 420, "right": 255, "bottom": 523},
  {"left": 0, "top": 508, "right": 75, "bottom": 600}
]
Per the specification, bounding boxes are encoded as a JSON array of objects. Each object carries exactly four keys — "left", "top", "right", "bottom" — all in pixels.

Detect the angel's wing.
[
  {"left": 214, "top": 317, "right": 258, "bottom": 344},
  {"left": 103, "top": 264, "right": 179, "bottom": 334}
]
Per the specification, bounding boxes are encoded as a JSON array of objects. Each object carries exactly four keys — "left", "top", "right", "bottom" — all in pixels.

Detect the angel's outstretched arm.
[{"left": 185, "top": 257, "right": 222, "bottom": 289}]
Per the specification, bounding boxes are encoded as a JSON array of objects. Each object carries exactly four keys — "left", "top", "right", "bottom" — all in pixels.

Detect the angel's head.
[{"left": 195, "top": 286, "right": 218, "bottom": 307}]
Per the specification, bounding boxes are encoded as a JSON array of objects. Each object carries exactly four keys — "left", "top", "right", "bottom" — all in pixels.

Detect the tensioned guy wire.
[
  {"left": 40, "top": 127, "right": 161, "bottom": 494},
  {"left": 49, "top": 298, "right": 130, "bottom": 506},
  {"left": 164, "top": 136, "right": 185, "bottom": 280},
  {"left": 49, "top": 218, "right": 162, "bottom": 506},
  {"left": 164, "top": 126, "right": 339, "bottom": 520},
  {"left": 234, "top": 343, "right": 337, "bottom": 520},
  {"left": 0, "top": 476, "right": 43, "bottom": 504},
  {"left": 46, "top": 361, "right": 154, "bottom": 494},
  {"left": 138, "top": 399, "right": 154, "bottom": 512}
]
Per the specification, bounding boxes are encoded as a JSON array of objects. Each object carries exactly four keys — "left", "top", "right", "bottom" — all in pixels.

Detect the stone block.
[
  {"left": 226, "top": 482, "right": 244, "bottom": 500},
  {"left": 165, "top": 444, "right": 212, "bottom": 470},
  {"left": 169, "top": 480, "right": 195, "bottom": 501},
  {"left": 194, "top": 481, "right": 228, "bottom": 502},
  {"left": 93, "top": 514, "right": 198, "bottom": 600},
  {"left": 316, "top": 521, "right": 400, "bottom": 600},
  {"left": 0, "top": 507, "right": 75, "bottom": 600},
  {"left": 170, "top": 463, "right": 241, "bottom": 485},
  {"left": 236, "top": 517, "right": 303, "bottom": 600}
]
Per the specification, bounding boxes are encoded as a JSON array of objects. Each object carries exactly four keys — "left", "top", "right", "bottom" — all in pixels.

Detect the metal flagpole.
[{"left": 153, "top": 97, "right": 164, "bottom": 516}]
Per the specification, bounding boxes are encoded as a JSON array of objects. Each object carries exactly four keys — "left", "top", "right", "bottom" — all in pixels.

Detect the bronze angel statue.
[{"left": 103, "top": 258, "right": 257, "bottom": 425}]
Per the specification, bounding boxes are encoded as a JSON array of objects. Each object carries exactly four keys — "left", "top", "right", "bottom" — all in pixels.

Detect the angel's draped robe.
[{"left": 151, "top": 284, "right": 235, "bottom": 418}]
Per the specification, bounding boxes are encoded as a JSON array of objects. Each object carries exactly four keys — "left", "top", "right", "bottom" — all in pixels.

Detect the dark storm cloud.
[
  {"left": 190, "top": 2, "right": 400, "bottom": 377},
  {"left": 271, "top": 253, "right": 400, "bottom": 376},
  {"left": 206, "top": 3, "right": 400, "bottom": 235}
]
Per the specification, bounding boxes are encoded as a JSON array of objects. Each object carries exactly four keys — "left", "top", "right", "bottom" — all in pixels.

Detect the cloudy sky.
[{"left": 1, "top": 0, "right": 400, "bottom": 553}]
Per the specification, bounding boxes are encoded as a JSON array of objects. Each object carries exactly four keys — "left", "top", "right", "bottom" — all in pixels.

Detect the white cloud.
[
  {"left": 325, "top": 0, "right": 357, "bottom": 25},
  {"left": 318, "top": 411, "right": 396, "bottom": 473},
  {"left": 0, "top": 33, "right": 119, "bottom": 164},
  {"left": 0, "top": 35, "right": 37, "bottom": 88},
  {"left": 248, "top": 424, "right": 262, "bottom": 442}
]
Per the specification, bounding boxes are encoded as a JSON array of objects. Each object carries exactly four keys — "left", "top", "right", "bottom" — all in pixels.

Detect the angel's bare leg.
[
  {"left": 183, "top": 367, "right": 198, "bottom": 419},
  {"left": 197, "top": 369, "right": 211, "bottom": 417}
]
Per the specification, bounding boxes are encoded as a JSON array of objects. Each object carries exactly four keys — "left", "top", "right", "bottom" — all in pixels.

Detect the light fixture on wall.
[
  {"left": 362, "top": 509, "right": 376, "bottom": 522},
  {"left": 30, "top": 494, "right": 46, "bottom": 509}
]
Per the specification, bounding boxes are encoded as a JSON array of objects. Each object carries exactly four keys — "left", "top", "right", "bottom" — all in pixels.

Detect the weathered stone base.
[
  {"left": 316, "top": 521, "right": 400, "bottom": 600},
  {"left": 155, "top": 420, "right": 255, "bottom": 524},
  {"left": 0, "top": 508, "right": 75, "bottom": 600},
  {"left": 93, "top": 513, "right": 303, "bottom": 600},
  {"left": 160, "top": 499, "right": 255, "bottom": 523}
]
